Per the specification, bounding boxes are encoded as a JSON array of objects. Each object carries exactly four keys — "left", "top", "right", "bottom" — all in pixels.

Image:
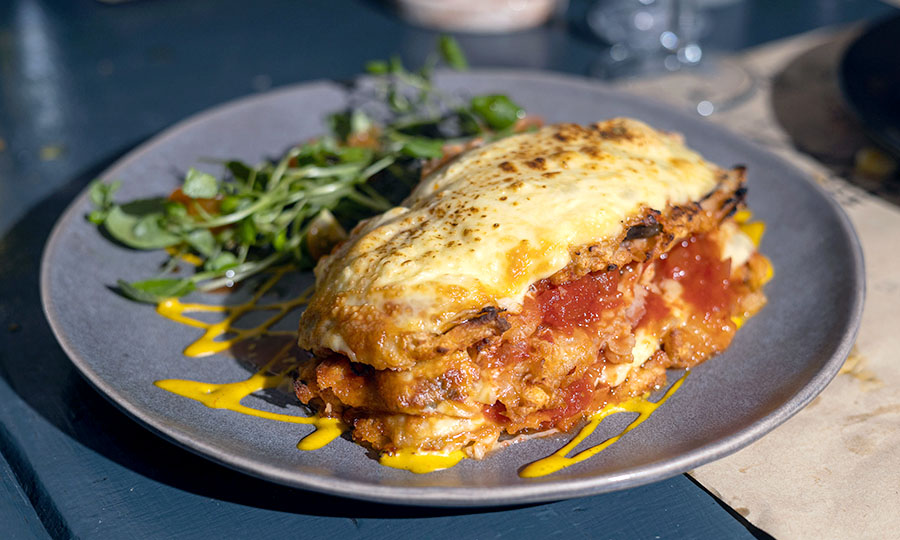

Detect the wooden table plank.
[{"left": 0, "top": 448, "right": 48, "bottom": 540}]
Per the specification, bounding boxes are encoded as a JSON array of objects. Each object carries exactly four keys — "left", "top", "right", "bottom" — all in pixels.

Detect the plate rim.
[{"left": 40, "top": 68, "right": 866, "bottom": 507}]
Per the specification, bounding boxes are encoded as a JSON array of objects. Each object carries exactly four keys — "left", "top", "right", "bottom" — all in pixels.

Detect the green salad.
[{"left": 89, "top": 37, "right": 528, "bottom": 303}]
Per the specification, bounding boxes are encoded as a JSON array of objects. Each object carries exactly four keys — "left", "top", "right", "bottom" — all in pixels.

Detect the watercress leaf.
[
  {"left": 182, "top": 167, "right": 219, "bottom": 199},
  {"left": 253, "top": 208, "right": 281, "bottom": 226},
  {"left": 215, "top": 227, "right": 234, "bottom": 245},
  {"left": 87, "top": 210, "right": 107, "bottom": 225},
  {"left": 388, "top": 90, "right": 410, "bottom": 113},
  {"left": 438, "top": 35, "right": 468, "bottom": 71},
  {"left": 133, "top": 214, "right": 180, "bottom": 246},
  {"left": 88, "top": 179, "right": 121, "bottom": 208},
  {"left": 456, "top": 108, "right": 485, "bottom": 135},
  {"left": 238, "top": 218, "right": 257, "bottom": 245},
  {"left": 272, "top": 229, "right": 287, "bottom": 251},
  {"left": 164, "top": 201, "right": 187, "bottom": 218},
  {"left": 205, "top": 251, "right": 237, "bottom": 272},
  {"left": 318, "top": 135, "right": 341, "bottom": 155},
  {"left": 400, "top": 137, "right": 444, "bottom": 159},
  {"left": 389, "top": 55, "right": 405, "bottom": 75},
  {"left": 186, "top": 229, "right": 216, "bottom": 257},
  {"left": 251, "top": 169, "right": 271, "bottom": 190},
  {"left": 218, "top": 195, "right": 245, "bottom": 215},
  {"left": 328, "top": 110, "right": 372, "bottom": 143},
  {"left": 89, "top": 180, "right": 106, "bottom": 207},
  {"left": 418, "top": 54, "right": 437, "bottom": 79},
  {"left": 470, "top": 94, "right": 524, "bottom": 130},
  {"left": 225, "top": 160, "right": 253, "bottom": 182},
  {"left": 337, "top": 145, "right": 372, "bottom": 164},
  {"left": 117, "top": 278, "right": 195, "bottom": 304},
  {"left": 365, "top": 60, "right": 389, "bottom": 74},
  {"left": 350, "top": 110, "right": 372, "bottom": 136},
  {"left": 328, "top": 111, "right": 352, "bottom": 141},
  {"left": 104, "top": 199, "right": 181, "bottom": 249}
]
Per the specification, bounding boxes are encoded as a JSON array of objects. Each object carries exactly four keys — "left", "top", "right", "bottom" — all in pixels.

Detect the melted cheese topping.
[{"left": 299, "top": 119, "right": 723, "bottom": 368}]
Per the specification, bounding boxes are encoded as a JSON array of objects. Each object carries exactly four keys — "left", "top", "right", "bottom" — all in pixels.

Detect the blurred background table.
[{"left": 1, "top": 1, "right": 897, "bottom": 538}]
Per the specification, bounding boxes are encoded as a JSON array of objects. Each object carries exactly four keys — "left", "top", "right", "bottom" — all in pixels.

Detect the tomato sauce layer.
[
  {"left": 657, "top": 235, "right": 734, "bottom": 316},
  {"left": 535, "top": 270, "right": 622, "bottom": 329}
]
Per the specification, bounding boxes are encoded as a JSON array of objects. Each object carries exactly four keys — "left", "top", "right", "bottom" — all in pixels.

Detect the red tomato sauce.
[
  {"left": 558, "top": 377, "right": 593, "bottom": 418},
  {"left": 482, "top": 401, "right": 510, "bottom": 425},
  {"left": 638, "top": 291, "right": 670, "bottom": 328},
  {"left": 656, "top": 235, "right": 734, "bottom": 316},
  {"left": 168, "top": 188, "right": 221, "bottom": 216},
  {"left": 535, "top": 270, "right": 623, "bottom": 329},
  {"left": 538, "top": 375, "right": 594, "bottom": 425}
]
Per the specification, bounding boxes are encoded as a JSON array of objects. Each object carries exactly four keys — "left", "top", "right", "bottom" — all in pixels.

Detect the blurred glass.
[
  {"left": 590, "top": 0, "right": 703, "bottom": 57},
  {"left": 588, "top": 0, "right": 754, "bottom": 115}
]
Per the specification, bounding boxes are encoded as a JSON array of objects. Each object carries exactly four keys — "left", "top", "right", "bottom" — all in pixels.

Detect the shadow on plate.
[{"left": 769, "top": 29, "right": 900, "bottom": 207}]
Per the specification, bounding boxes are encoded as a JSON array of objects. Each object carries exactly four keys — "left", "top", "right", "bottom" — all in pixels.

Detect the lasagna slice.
[{"left": 294, "top": 119, "right": 770, "bottom": 458}]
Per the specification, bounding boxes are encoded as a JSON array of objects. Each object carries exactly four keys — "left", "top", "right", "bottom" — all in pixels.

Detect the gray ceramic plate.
[{"left": 41, "top": 71, "right": 864, "bottom": 507}]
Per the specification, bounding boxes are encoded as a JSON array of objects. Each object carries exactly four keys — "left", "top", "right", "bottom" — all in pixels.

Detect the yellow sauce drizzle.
[
  {"left": 155, "top": 353, "right": 342, "bottom": 450},
  {"left": 760, "top": 257, "right": 774, "bottom": 283},
  {"left": 379, "top": 449, "right": 467, "bottom": 474},
  {"left": 735, "top": 209, "right": 766, "bottom": 247},
  {"left": 732, "top": 210, "right": 772, "bottom": 329},
  {"left": 739, "top": 222, "right": 766, "bottom": 246},
  {"left": 156, "top": 266, "right": 311, "bottom": 357},
  {"left": 153, "top": 268, "right": 342, "bottom": 451},
  {"left": 519, "top": 375, "right": 686, "bottom": 478},
  {"left": 165, "top": 246, "right": 205, "bottom": 267},
  {"left": 733, "top": 209, "right": 752, "bottom": 223}
]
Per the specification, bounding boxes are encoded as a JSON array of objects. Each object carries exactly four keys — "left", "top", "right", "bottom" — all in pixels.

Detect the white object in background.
[{"left": 393, "top": 0, "right": 564, "bottom": 33}]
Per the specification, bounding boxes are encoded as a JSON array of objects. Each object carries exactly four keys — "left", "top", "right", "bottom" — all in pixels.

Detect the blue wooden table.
[{"left": 0, "top": 1, "right": 894, "bottom": 538}]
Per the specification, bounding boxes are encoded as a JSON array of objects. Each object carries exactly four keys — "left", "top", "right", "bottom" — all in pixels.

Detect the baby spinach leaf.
[
  {"left": 365, "top": 60, "right": 389, "bottom": 75},
  {"left": 225, "top": 160, "right": 253, "bottom": 182},
  {"left": 205, "top": 252, "right": 237, "bottom": 272},
  {"left": 399, "top": 137, "right": 444, "bottom": 159},
  {"left": 87, "top": 180, "right": 122, "bottom": 224},
  {"left": 182, "top": 168, "right": 219, "bottom": 198},
  {"left": 470, "top": 95, "right": 524, "bottom": 131},
  {"left": 439, "top": 35, "right": 468, "bottom": 71},
  {"left": 185, "top": 229, "right": 216, "bottom": 257},
  {"left": 117, "top": 278, "right": 195, "bottom": 304},
  {"left": 104, "top": 199, "right": 181, "bottom": 249}
]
